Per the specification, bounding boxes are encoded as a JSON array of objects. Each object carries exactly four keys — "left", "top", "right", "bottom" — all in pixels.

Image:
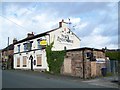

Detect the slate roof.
[
  {"left": 66, "top": 47, "right": 105, "bottom": 52},
  {"left": 2, "top": 44, "right": 14, "bottom": 51}
]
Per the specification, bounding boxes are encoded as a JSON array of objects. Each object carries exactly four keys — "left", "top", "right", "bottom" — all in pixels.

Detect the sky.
[{"left": 0, "top": 1, "right": 118, "bottom": 49}]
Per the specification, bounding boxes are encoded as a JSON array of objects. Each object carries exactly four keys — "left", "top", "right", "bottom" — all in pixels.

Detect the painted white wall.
[
  {"left": 49, "top": 22, "right": 80, "bottom": 51},
  {"left": 14, "top": 36, "right": 49, "bottom": 70},
  {"left": 14, "top": 21, "right": 80, "bottom": 71},
  {"left": 14, "top": 49, "right": 48, "bottom": 70}
]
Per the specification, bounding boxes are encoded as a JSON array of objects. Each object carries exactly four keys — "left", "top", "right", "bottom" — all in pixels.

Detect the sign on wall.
[
  {"left": 57, "top": 34, "right": 73, "bottom": 43},
  {"left": 96, "top": 58, "right": 106, "bottom": 63},
  {"left": 40, "top": 40, "right": 47, "bottom": 46},
  {"left": 57, "top": 28, "right": 74, "bottom": 44}
]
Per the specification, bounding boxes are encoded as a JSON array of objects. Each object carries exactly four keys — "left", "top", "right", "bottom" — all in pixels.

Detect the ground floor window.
[
  {"left": 36, "top": 54, "right": 42, "bottom": 66},
  {"left": 23, "top": 56, "right": 27, "bottom": 67},
  {"left": 17, "top": 57, "right": 20, "bottom": 67}
]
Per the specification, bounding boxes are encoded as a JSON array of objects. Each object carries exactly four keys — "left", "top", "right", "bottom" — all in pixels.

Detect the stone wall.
[
  {"left": 71, "top": 59, "right": 83, "bottom": 78},
  {"left": 93, "top": 51, "right": 105, "bottom": 59},
  {"left": 84, "top": 61, "right": 91, "bottom": 79},
  {"left": 61, "top": 49, "right": 106, "bottom": 79},
  {"left": 91, "top": 61, "right": 97, "bottom": 77}
]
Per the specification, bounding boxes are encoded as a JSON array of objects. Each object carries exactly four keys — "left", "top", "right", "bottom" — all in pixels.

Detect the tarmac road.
[
  {"left": 1, "top": 69, "right": 107, "bottom": 88},
  {"left": 2, "top": 69, "right": 119, "bottom": 89}
]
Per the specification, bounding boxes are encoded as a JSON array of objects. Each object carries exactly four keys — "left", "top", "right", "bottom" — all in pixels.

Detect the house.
[
  {"left": 1, "top": 38, "right": 17, "bottom": 69},
  {"left": 13, "top": 20, "right": 81, "bottom": 71},
  {"left": 61, "top": 47, "right": 106, "bottom": 79}
]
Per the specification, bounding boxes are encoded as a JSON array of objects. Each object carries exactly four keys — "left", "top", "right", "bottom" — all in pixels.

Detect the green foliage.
[
  {"left": 106, "top": 72, "right": 113, "bottom": 77},
  {"left": 45, "top": 42, "right": 66, "bottom": 74},
  {"left": 105, "top": 51, "right": 120, "bottom": 60}
]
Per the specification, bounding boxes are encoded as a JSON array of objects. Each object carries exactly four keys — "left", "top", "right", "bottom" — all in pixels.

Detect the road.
[{"left": 2, "top": 70, "right": 118, "bottom": 88}]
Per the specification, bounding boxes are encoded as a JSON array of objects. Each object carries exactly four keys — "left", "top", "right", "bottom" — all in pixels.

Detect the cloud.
[{"left": 0, "top": 2, "right": 118, "bottom": 49}]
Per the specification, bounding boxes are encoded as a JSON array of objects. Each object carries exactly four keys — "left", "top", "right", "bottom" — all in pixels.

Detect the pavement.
[{"left": 82, "top": 75, "right": 119, "bottom": 88}]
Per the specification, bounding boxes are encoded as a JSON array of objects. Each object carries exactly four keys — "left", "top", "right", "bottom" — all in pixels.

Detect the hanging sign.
[{"left": 40, "top": 40, "right": 47, "bottom": 45}]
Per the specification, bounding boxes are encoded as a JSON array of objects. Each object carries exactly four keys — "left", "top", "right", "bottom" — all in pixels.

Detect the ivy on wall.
[{"left": 45, "top": 42, "right": 66, "bottom": 74}]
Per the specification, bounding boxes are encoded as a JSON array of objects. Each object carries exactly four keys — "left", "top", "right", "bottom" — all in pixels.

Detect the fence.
[{"left": 106, "top": 60, "right": 118, "bottom": 74}]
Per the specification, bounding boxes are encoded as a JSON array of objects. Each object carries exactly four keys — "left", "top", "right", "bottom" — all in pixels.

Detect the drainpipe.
[{"left": 82, "top": 49, "right": 85, "bottom": 79}]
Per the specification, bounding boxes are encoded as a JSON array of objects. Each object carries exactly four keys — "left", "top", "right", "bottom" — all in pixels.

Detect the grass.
[{"left": 106, "top": 72, "right": 113, "bottom": 77}]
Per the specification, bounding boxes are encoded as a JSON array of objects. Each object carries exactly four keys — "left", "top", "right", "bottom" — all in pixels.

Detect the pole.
[
  {"left": 7, "top": 37, "right": 9, "bottom": 69},
  {"left": 8, "top": 37, "right": 9, "bottom": 47},
  {"left": 82, "top": 50, "right": 85, "bottom": 79}
]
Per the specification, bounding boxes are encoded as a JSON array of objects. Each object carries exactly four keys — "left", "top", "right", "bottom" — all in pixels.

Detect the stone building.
[{"left": 61, "top": 47, "right": 106, "bottom": 79}]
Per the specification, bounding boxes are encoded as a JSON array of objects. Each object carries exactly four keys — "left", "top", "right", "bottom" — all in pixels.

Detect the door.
[
  {"left": 64, "top": 58, "right": 72, "bottom": 74},
  {"left": 29, "top": 55, "right": 33, "bottom": 70}
]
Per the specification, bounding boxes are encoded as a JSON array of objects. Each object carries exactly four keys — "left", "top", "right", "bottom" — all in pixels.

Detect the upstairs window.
[
  {"left": 28, "top": 42, "right": 33, "bottom": 51},
  {"left": 24, "top": 41, "right": 33, "bottom": 51},
  {"left": 37, "top": 39, "right": 42, "bottom": 49},
  {"left": 24, "top": 43, "right": 28, "bottom": 51},
  {"left": 18, "top": 45, "right": 20, "bottom": 52},
  {"left": 37, "top": 39, "right": 46, "bottom": 49}
]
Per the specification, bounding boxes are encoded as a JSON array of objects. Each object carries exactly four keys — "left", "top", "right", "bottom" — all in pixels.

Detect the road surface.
[{"left": 2, "top": 70, "right": 118, "bottom": 88}]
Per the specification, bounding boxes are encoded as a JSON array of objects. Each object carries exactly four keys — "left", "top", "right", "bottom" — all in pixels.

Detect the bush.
[{"left": 105, "top": 52, "right": 120, "bottom": 60}]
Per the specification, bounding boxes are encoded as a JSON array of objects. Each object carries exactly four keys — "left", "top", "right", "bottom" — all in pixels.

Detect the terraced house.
[{"left": 13, "top": 20, "right": 81, "bottom": 71}]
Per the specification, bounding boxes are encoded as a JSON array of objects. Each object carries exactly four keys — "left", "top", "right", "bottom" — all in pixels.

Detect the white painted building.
[{"left": 14, "top": 20, "right": 80, "bottom": 71}]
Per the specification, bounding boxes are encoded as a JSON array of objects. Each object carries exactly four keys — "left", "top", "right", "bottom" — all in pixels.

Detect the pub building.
[{"left": 13, "top": 20, "right": 81, "bottom": 71}]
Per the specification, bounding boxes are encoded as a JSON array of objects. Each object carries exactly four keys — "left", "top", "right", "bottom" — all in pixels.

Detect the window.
[
  {"left": 24, "top": 43, "right": 28, "bottom": 51},
  {"left": 37, "top": 40, "right": 42, "bottom": 49},
  {"left": 18, "top": 45, "right": 20, "bottom": 52},
  {"left": 86, "top": 52, "right": 91, "bottom": 58},
  {"left": 28, "top": 42, "right": 32, "bottom": 50},
  {"left": 24, "top": 41, "right": 33, "bottom": 51},
  {"left": 17, "top": 57, "right": 20, "bottom": 67},
  {"left": 36, "top": 54, "right": 42, "bottom": 66},
  {"left": 37, "top": 39, "right": 46, "bottom": 49},
  {"left": 86, "top": 52, "right": 96, "bottom": 61},
  {"left": 23, "top": 56, "right": 27, "bottom": 67}
]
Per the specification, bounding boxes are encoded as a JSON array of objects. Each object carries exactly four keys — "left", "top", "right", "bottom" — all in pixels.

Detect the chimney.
[
  {"left": 27, "top": 32, "right": 34, "bottom": 38},
  {"left": 13, "top": 38, "right": 17, "bottom": 44},
  {"left": 59, "top": 19, "right": 64, "bottom": 28}
]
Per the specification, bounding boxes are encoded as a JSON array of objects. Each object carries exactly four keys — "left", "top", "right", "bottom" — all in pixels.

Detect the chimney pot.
[
  {"left": 59, "top": 19, "right": 64, "bottom": 28},
  {"left": 27, "top": 32, "right": 34, "bottom": 38},
  {"left": 13, "top": 38, "right": 17, "bottom": 44}
]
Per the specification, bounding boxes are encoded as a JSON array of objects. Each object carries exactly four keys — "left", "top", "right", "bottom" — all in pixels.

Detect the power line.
[{"left": 0, "top": 15, "right": 31, "bottom": 31}]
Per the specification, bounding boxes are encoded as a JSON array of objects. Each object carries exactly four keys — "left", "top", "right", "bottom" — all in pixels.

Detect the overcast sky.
[{"left": 0, "top": 1, "right": 118, "bottom": 49}]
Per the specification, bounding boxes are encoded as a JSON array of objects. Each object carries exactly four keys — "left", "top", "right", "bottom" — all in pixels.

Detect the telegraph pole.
[
  {"left": 82, "top": 50, "right": 85, "bottom": 79},
  {"left": 7, "top": 37, "right": 9, "bottom": 69}
]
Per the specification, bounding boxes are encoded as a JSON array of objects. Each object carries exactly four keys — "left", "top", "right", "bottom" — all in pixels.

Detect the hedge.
[{"left": 105, "top": 51, "right": 120, "bottom": 60}]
